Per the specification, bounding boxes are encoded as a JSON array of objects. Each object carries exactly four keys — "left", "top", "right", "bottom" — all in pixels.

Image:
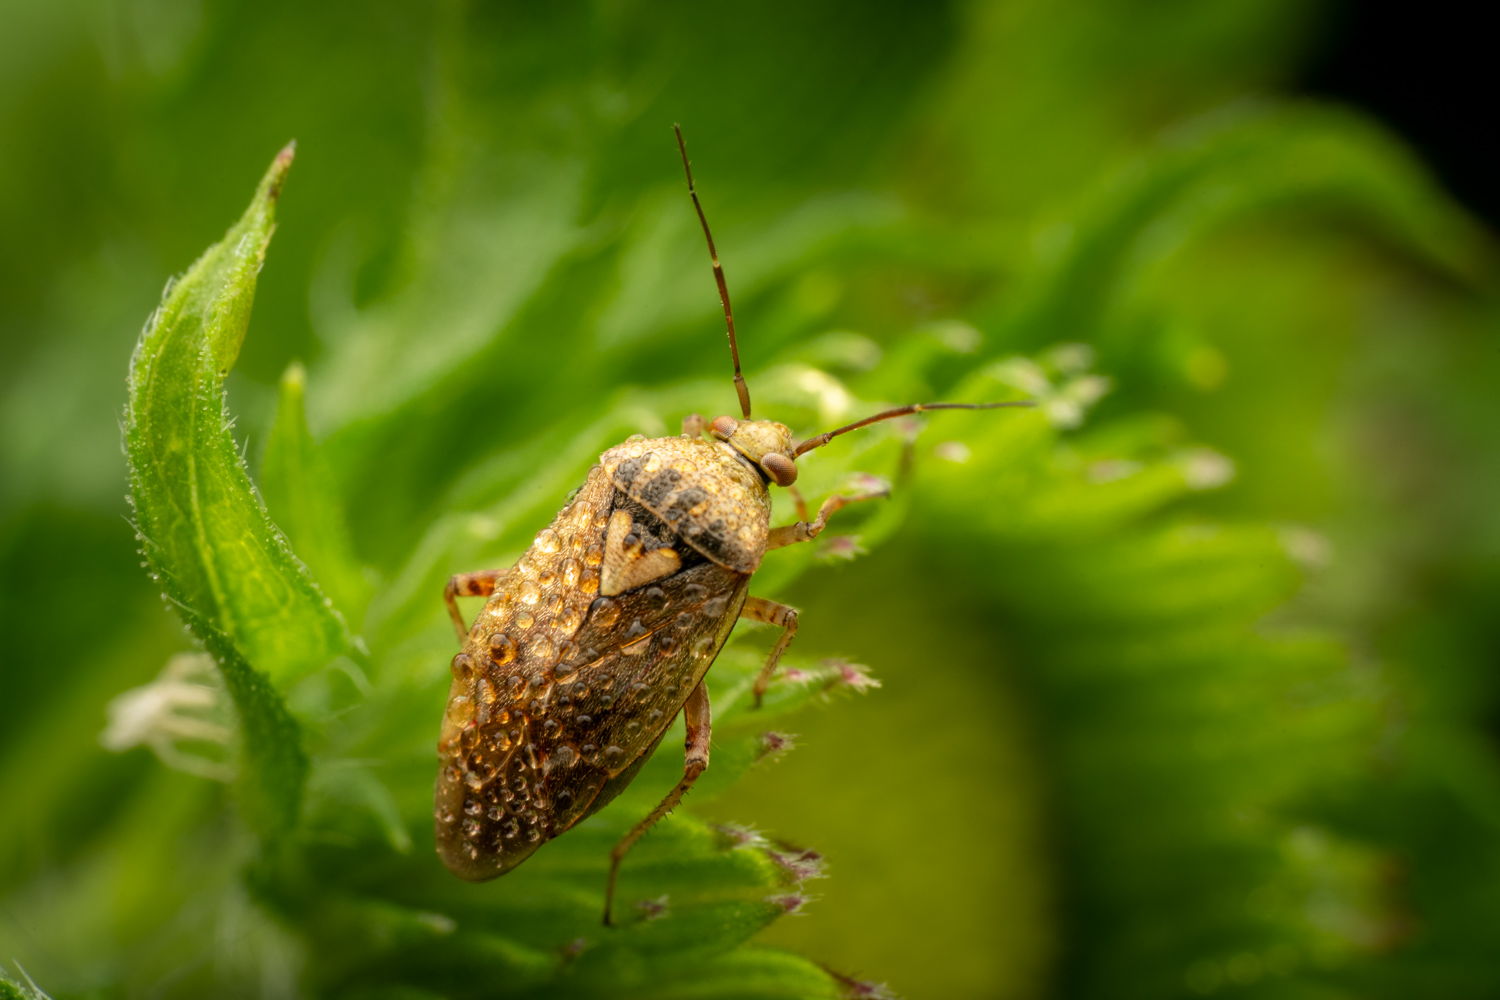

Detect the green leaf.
[
  {"left": 125, "top": 144, "right": 350, "bottom": 685},
  {"left": 261, "top": 361, "right": 372, "bottom": 627}
]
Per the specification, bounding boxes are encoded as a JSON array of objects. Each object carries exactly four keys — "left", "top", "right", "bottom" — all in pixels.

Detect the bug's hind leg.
[
  {"left": 765, "top": 482, "right": 890, "bottom": 552},
  {"left": 443, "top": 568, "right": 510, "bottom": 644},
  {"left": 741, "top": 596, "right": 799, "bottom": 708},
  {"left": 604, "top": 680, "right": 712, "bottom": 926}
]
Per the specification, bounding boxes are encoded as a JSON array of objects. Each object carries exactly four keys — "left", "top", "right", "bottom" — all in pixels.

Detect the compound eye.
[
  {"left": 709, "top": 415, "right": 739, "bottom": 440},
  {"left": 761, "top": 452, "right": 798, "bottom": 487}
]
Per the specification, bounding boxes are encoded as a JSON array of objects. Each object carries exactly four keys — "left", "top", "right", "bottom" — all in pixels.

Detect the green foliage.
[{"left": 3, "top": 2, "right": 1500, "bottom": 999}]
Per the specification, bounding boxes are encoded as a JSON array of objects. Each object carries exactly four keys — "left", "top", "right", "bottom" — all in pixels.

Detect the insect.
[{"left": 434, "top": 125, "right": 1031, "bottom": 924}]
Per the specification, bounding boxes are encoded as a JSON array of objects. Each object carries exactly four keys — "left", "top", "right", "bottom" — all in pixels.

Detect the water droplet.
[
  {"left": 536, "top": 528, "right": 560, "bottom": 553},
  {"left": 464, "top": 799, "right": 482, "bottom": 816},
  {"left": 519, "top": 580, "right": 540, "bottom": 606},
  {"left": 464, "top": 771, "right": 483, "bottom": 790},
  {"left": 505, "top": 675, "right": 525, "bottom": 696},
  {"left": 625, "top": 720, "right": 641, "bottom": 737},
  {"left": 516, "top": 610, "right": 536, "bottom": 629},
  {"left": 692, "top": 636, "right": 716, "bottom": 659},
  {"left": 545, "top": 592, "right": 564, "bottom": 615},
  {"left": 530, "top": 672, "right": 547, "bottom": 688},
  {"left": 580, "top": 572, "right": 599, "bottom": 596},
  {"left": 577, "top": 714, "right": 593, "bottom": 727},
  {"left": 539, "top": 570, "right": 556, "bottom": 590},
  {"left": 436, "top": 806, "right": 456, "bottom": 824},
  {"left": 623, "top": 618, "right": 648, "bottom": 640},
  {"left": 542, "top": 718, "right": 559, "bottom": 736},
  {"left": 581, "top": 743, "right": 599, "bottom": 761},
  {"left": 684, "top": 583, "right": 709, "bottom": 602},
  {"left": 630, "top": 682, "right": 650, "bottom": 695},
  {"left": 451, "top": 653, "right": 474, "bottom": 680},
  {"left": 527, "top": 828, "right": 541, "bottom": 843},
  {"left": 557, "top": 788, "right": 575, "bottom": 807},
  {"left": 584, "top": 544, "right": 604, "bottom": 567},
  {"left": 462, "top": 818, "right": 480, "bottom": 837},
  {"left": 530, "top": 635, "right": 555, "bottom": 662},
  {"left": 604, "top": 745, "right": 624, "bottom": 761},
  {"left": 659, "top": 634, "right": 678, "bottom": 654},
  {"left": 600, "top": 693, "right": 615, "bottom": 708},
  {"left": 551, "top": 746, "right": 576, "bottom": 769},
  {"left": 702, "top": 594, "right": 729, "bottom": 617},
  {"left": 648, "top": 709, "right": 664, "bottom": 724},
  {"left": 560, "top": 558, "right": 581, "bottom": 588},
  {"left": 476, "top": 677, "right": 499, "bottom": 704},
  {"left": 645, "top": 586, "right": 669, "bottom": 610},
  {"left": 557, "top": 606, "right": 581, "bottom": 633},
  {"left": 591, "top": 597, "right": 621, "bottom": 627},
  {"left": 488, "top": 805, "right": 504, "bottom": 820},
  {"left": 509, "top": 728, "right": 521, "bottom": 744},
  {"left": 674, "top": 611, "right": 693, "bottom": 630}
]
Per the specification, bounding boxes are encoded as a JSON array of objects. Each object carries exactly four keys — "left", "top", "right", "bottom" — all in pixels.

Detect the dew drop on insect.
[
  {"left": 604, "top": 745, "right": 624, "bottom": 761},
  {"left": 623, "top": 618, "right": 648, "bottom": 641},
  {"left": 645, "top": 586, "right": 669, "bottom": 610},
  {"left": 648, "top": 709, "right": 664, "bottom": 724},
  {"left": 581, "top": 743, "right": 599, "bottom": 762},
  {"left": 545, "top": 592, "right": 563, "bottom": 615},
  {"left": 559, "top": 557, "right": 581, "bottom": 588},
  {"left": 659, "top": 634, "right": 678, "bottom": 654},
  {"left": 600, "top": 693, "right": 615, "bottom": 708},
  {"left": 530, "top": 672, "right": 547, "bottom": 688},
  {"left": 703, "top": 595, "right": 729, "bottom": 617},
  {"left": 630, "top": 682, "right": 650, "bottom": 695},
  {"left": 674, "top": 611, "right": 693, "bottom": 630},
  {"left": 550, "top": 745, "right": 576, "bottom": 769},
  {"left": 519, "top": 580, "right": 540, "bottom": 606},
  {"left": 476, "top": 677, "right": 499, "bottom": 706},
  {"left": 451, "top": 653, "right": 474, "bottom": 680},
  {"left": 584, "top": 545, "right": 604, "bottom": 567},
  {"left": 577, "top": 714, "right": 593, "bottom": 727},
  {"left": 462, "top": 818, "right": 480, "bottom": 837},
  {"left": 464, "top": 771, "right": 483, "bottom": 791},
  {"left": 530, "top": 635, "right": 555, "bottom": 663},
  {"left": 692, "top": 636, "right": 716, "bottom": 659},
  {"left": 557, "top": 606, "right": 581, "bottom": 633},
  {"left": 536, "top": 528, "right": 560, "bottom": 553},
  {"left": 527, "top": 828, "right": 541, "bottom": 843},
  {"left": 555, "top": 661, "right": 578, "bottom": 681},
  {"left": 505, "top": 675, "right": 525, "bottom": 697},
  {"left": 557, "top": 788, "right": 574, "bottom": 807},
  {"left": 509, "top": 728, "right": 522, "bottom": 744},
  {"left": 542, "top": 718, "right": 559, "bottom": 736},
  {"left": 539, "top": 570, "right": 557, "bottom": 590},
  {"left": 580, "top": 572, "right": 599, "bottom": 596},
  {"left": 591, "top": 597, "right": 621, "bottom": 627},
  {"left": 488, "top": 805, "right": 503, "bottom": 820},
  {"left": 464, "top": 799, "right": 482, "bottom": 816},
  {"left": 664, "top": 683, "right": 679, "bottom": 698},
  {"left": 624, "top": 720, "right": 641, "bottom": 738},
  {"left": 684, "top": 583, "right": 709, "bottom": 602},
  {"left": 515, "top": 610, "right": 535, "bottom": 629},
  {"left": 490, "top": 633, "right": 517, "bottom": 664}
]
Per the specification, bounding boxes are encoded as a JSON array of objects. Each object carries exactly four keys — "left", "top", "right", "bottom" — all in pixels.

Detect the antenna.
[
  {"left": 792, "top": 401, "right": 1035, "bottom": 458},
  {"left": 675, "top": 124, "right": 752, "bottom": 419}
]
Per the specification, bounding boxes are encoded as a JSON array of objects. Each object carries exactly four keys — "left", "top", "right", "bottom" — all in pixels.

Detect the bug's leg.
[
  {"left": 443, "top": 568, "right": 509, "bottom": 644},
  {"left": 604, "top": 680, "right": 711, "bottom": 926},
  {"left": 741, "top": 596, "right": 799, "bottom": 708},
  {"left": 785, "top": 484, "right": 810, "bottom": 523},
  {"left": 681, "top": 413, "right": 704, "bottom": 438},
  {"left": 765, "top": 481, "right": 891, "bottom": 552}
]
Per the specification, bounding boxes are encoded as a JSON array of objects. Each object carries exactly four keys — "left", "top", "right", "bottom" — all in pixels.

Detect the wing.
[
  {"left": 435, "top": 465, "right": 749, "bottom": 882},
  {"left": 536, "top": 555, "right": 748, "bottom": 833}
]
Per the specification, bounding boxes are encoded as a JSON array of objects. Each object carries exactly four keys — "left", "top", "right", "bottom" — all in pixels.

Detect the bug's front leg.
[
  {"left": 443, "top": 568, "right": 510, "bottom": 644},
  {"left": 765, "top": 481, "right": 890, "bottom": 551},
  {"left": 604, "top": 680, "right": 712, "bottom": 926},
  {"left": 741, "top": 596, "right": 798, "bottom": 708}
]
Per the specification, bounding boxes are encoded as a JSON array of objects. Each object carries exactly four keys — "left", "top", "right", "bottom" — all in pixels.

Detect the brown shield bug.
[{"left": 434, "top": 125, "right": 1031, "bottom": 924}]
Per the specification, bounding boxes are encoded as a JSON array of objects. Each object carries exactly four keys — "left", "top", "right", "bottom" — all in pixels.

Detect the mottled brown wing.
[
  {"left": 435, "top": 465, "right": 615, "bottom": 881},
  {"left": 602, "top": 437, "right": 771, "bottom": 574},
  {"left": 535, "top": 556, "right": 748, "bottom": 833}
]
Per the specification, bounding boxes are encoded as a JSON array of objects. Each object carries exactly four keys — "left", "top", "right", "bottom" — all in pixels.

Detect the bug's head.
[{"left": 709, "top": 415, "right": 798, "bottom": 487}]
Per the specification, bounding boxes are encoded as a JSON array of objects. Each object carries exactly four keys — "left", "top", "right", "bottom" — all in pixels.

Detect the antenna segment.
[
  {"left": 675, "top": 124, "right": 752, "bottom": 419},
  {"left": 792, "top": 401, "right": 1035, "bottom": 458}
]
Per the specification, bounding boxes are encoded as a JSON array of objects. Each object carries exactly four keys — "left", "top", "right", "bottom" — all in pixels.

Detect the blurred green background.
[{"left": 3, "top": 1, "right": 1499, "bottom": 998}]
